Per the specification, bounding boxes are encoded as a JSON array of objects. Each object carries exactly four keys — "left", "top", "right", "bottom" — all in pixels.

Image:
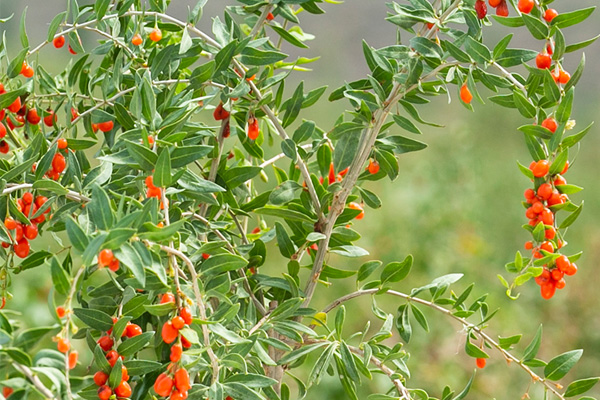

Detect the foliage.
[{"left": 0, "top": 0, "right": 597, "bottom": 400}]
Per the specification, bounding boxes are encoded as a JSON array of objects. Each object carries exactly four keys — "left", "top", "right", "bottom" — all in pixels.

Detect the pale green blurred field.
[{"left": 1, "top": 0, "right": 599, "bottom": 398}]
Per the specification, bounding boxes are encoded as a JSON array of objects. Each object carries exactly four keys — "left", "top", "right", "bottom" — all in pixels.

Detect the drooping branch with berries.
[{"left": 0, "top": 1, "right": 598, "bottom": 400}]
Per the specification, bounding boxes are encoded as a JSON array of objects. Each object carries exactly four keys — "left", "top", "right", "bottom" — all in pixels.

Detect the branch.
[
  {"left": 3, "top": 183, "right": 90, "bottom": 203},
  {"left": 12, "top": 363, "right": 57, "bottom": 400},
  {"left": 321, "top": 288, "right": 566, "bottom": 400},
  {"left": 259, "top": 144, "right": 313, "bottom": 169},
  {"left": 249, "top": 3, "right": 274, "bottom": 39}
]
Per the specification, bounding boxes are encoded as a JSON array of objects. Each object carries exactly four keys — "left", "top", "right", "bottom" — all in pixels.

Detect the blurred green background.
[{"left": 1, "top": 0, "right": 599, "bottom": 398}]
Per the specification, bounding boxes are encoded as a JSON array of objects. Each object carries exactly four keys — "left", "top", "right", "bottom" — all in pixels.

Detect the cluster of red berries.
[
  {"left": 97, "top": 248, "right": 120, "bottom": 272},
  {"left": 154, "top": 293, "right": 193, "bottom": 399},
  {"left": 522, "top": 141, "right": 576, "bottom": 299},
  {"left": 93, "top": 318, "right": 142, "bottom": 399},
  {"left": 3, "top": 193, "right": 49, "bottom": 258},
  {"left": 487, "top": 0, "right": 509, "bottom": 17}
]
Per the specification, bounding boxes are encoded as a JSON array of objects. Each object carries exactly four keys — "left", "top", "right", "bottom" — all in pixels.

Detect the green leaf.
[
  {"left": 223, "top": 166, "right": 262, "bottom": 189},
  {"left": 410, "top": 37, "right": 443, "bottom": 59},
  {"left": 396, "top": 305, "right": 411, "bottom": 343},
  {"left": 19, "top": 7, "right": 29, "bottom": 48},
  {"left": 378, "top": 135, "right": 427, "bottom": 154},
  {"left": 551, "top": 7, "right": 595, "bottom": 29},
  {"left": 564, "top": 377, "right": 600, "bottom": 397},
  {"left": 224, "top": 374, "right": 278, "bottom": 388},
  {"left": 410, "top": 303, "right": 429, "bottom": 332},
  {"left": 339, "top": 341, "right": 360, "bottom": 382},
  {"left": 278, "top": 342, "right": 329, "bottom": 365},
  {"left": 254, "top": 206, "right": 313, "bottom": 223},
  {"left": 88, "top": 184, "right": 114, "bottom": 230},
  {"left": 464, "top": 36, "right": 491, "bottom": 64},
  {"left": 170, "top": 146, "right": 212, "bottom": 168},
  {"left": 521, "top": 14, "right": 548, "bottom": 40},
  {"left": 565, "top": 35, "right": 600, "bottom": 53},
  {"left": 549, "top": 150, "right": 568, "bottom": 175},
  {"left": 1, "top": 157, "right": 35, "bottom": 183},
  {"left": 240, "top": 47, "right": 288, "bottom": 66},
  {"left": 154, "top": 149, "right": 172, "bottom": 187},
  {"left": 50, "top": 257, "right": 70, "bottom": 295},
  {"left": 123, "top": 360, "right": 162, "bottom": 376},
  {"left": 213, "top": 41, "right": 238, "bottom": 76},
  {"left": 14, "top": 327, "right": 53, "bottom": 350},
  {"left": 545, "top": 350, "right": 583, "bottom": 381},
  {"left": 492, "top": 15, "right": 525, "bottom": 27},
  {"left": 518, "top": 124, "right": 553, "bottom": 140},
  {"left": 465, "top": 337, "right": 488, "bottom": 358},
  {"left": 47, "top": 12, "right": 66, "bottom": 42},
  {"left": 275, "top": 222, "right": 295, "bottom": 259},
  {"left": 200, "top": 254, "right": 247, "bottom": 277},
  {"left": 282, "top": 81, "right": 304, "bottom": 128},
  {"left": 271, "top": 25, "right": 309, "bottom": 49},
  {"left": 559, "top": 201, "right": 583, "bottom": 229},
  {"left": 95, "top": 0, "right": 111, "bottom": 19},
  {"left": 556, "top": 88, "right": 574, "bottom": 124},
  {"left": 7, "top": 48, "right": 28, "bottom": 79},
  {"left": 380, "top": 255, "right": 412, "bottom": 284},
  {"left": 65, "top": 217, "right": 89, "bottom": 253},
  {"left": 513, "top": 90, "right": 537, "bottom": 119},
  {"left": 452, "top": 371, "right": 475, "bottom": 400},
  {"left": 117, "top": 332, "right": 154, "bottom": 357},
  {"left": 73, "top": 308, "right": 114, "bottom": 331},
  {"left": 114, "top": 243, "right": 146, "bottom": 286},
  {"left": 522, "top": 325, "right": 543, "bottom": 361},
  {"left": 393, "top": 114, "right": 422, "bottom": 134},
  {"left": 124, "top": 140, "right": 157, "bottom": 171},
  {"left": 357, "top": 260, "right": 382, "bottom": 282},
  {"left": 1, "top": 348, "right": 32, "bottom": 367},
  {"left": 564, "top": 54, "right": 585, "bottom": 93},
  {"left": 109, "top": 358, "right": 123, "bottom": 388}
]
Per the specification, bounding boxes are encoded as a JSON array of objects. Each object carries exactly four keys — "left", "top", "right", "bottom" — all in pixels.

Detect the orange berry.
[
  {"left": 460, "top": 83, "right": 473, "bottom": 104},
  {"left": 489, "top": 0, "right": 501, "bottom": 7},
  {"left": 97, "top": 120, "right": 114, "bottom": 132},
  {"left": 132, "top": 33, "right": 143, "bottom": 46},
  {"left": 531, "top": 160, "right": 549, "bottom": 178},
  {"left": 541, "top": 117, "right": 557, "bottom": 133},
  {"left": 540, "top": 282, "right": 556, "bottom": 299},
  {"left": 56, "top": 306, "right": 66, "bottom": 318},
  {"left": 517, "top": 0, "right": 534, "bottom": 14},
  {"left": 57, "top": 138, "right": 68, "bottom": 149},
  {"left": 14, "top": 238, "right": 30, "bottom": 258},
  {"left": 537, "top": 183, "right": 553, "bottom": 200},
  {"left": 43, "top": 110, "right": 57, "bottom": 127},
  {"left": 531, "top": 201, "right": 544, "bottom": 214},
  {"left": 68, "top": 350, "right": 78, "bottom": 369},
  {"left": 26, "top": 109, "right": 41, "bottom": 125},
  {"left": 52, "top": 153, "right": 66, "bottom": 173},
  {"left": 53, "top": 35, "right": 66, "bottom": 48},
  {"left": 154, "top": 373, "right": 174, "bottom": 397},
  {"left": 174, "top": 368, "right": 191, "bottom": 392},
  {"left": 536, "top": 52, "right": 552, "bottom": 69},
  {"left": 108, "top": 258, "right": 120, "bottom": 272},
  {"left": 97, "top": 335, "right": 114, "bottom": 351},
  {"left": 162, "top": 321, "right": 179, "bottom": 344},
  {"left": 247, "top": 116, "right": 259, "bottom": 140},
  {"left": 24, "top": 224, "right": 38, "bottom": 240},
  {"left": 475, "top": 0, "right": 487, "bottom": 19},
  {"left": 524, "top": 241, "right": 533, "bottom": 250},
  {"left": 540, "top": 241, "right": 554, "bottom": 253},
  {"left": 560, "top": 160, "right": 569, "bottom": 175},
  {"left": 496, "top": 0, "right": 509, "bottom": 16},
  {"left": 558, "top": 70, "right": 570, "bottom": 84},
  {"left": 266, "top": 12, "right": 275, "bottom": 20},
  {"left": 149, "top": 28, "right": 162, "bottom": 42},
  {"left": 554, "top": 175, "right": 567, "bottom": 186},
  {"left": 125, "top": 323, "right": 143, "bottom": 337},
  {"left": 476, "top": 357, "right": 486, "bottom": 369},
  {"left": 564, "top": 262, "right": 577, "bottom": 276},
  {"left": 180, "top": 307, "right": 193, "bottom": 325},
  {"left": 4, "top": 217, "right": 17, "bottom": 230},
  {"left": 170, "top": 343, "right": 183, "bottom": 363},
  {"left": 68, "top": 44, "right": 77, "bottom": 55},
  {"left": 555, "top": 278, "right": 566, "bottom": 289},
  {"left": 98, "top": 249, "right": 114, "bottom": 268},
  {"left": 348, "top": 202, "right": 364, "bottom": 220},
  {"left": 106, "top": 350, "right": 120, "bottom": 367},
  {"left": 543, "top": 8, "right": 558, "bottom": 22},
  {"left": 544, "top": 226, "right": 556, "bottom": 240},
  {"left": 97, "top": 385, "right": 112, "bottom": 400},
  {"left": 57, "top": 337, "right": 70, "bottom": 353},
  {"left": 8, "top": 97, "right": 22, "bottom": 113},
  {"left": 115, "top": 381, "right": 132, "bottom": 398},
  {"left": 172, "top": 316, "right": 185, "bottom": 330},
  {"left": 160, "top": 293, "right": 175, "bottom": 304},
  {"left": 94, "top": 371, "right": 109, "bottom": 386}
]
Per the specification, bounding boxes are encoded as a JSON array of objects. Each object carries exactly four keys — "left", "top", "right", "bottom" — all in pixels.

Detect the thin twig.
[
  {"left": 12, "top": 363, "right": 57, "bottom": 400},
  {"left": 320, "top": 288, "right": 566, "bottom": 400},
  {"left": 250, "top": 3, "right": 274, "bottom": 39},
  {"left": 3, "top": 183, "right": 90, "bottom": 202},
  {"left": 259, "top": 144, "right": 313, "bottom": 168}
]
